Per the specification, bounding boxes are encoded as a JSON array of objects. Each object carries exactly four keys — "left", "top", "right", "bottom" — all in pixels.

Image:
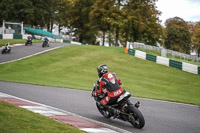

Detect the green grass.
[
  {"left": 0, "top": 39, "right": 43, "bottom": 46},
  {"left": 135, "top": 48, "right": 200, "bottom": 66},
  {"left": 0, "top": 101, "right": 85, "bottom": 133},
  {"left": 0, "top": 45, "right": 200, "bottom": 105}
]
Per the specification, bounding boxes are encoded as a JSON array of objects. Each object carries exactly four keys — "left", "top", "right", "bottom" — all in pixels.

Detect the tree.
[
  {"left": 30, "top": 0, "right": 59, "bottom": 30},
  {"left": 191, "top": 22, "right": 200, "bottom": 56},
  {"left": 68, "top": 0, "right": 96, "bottom": 43},
  {"left": 0, "top": 0, "right": 34, "bottom": 25},
  {"left": 165, "top": 17, "right": 191, "bottom": 54},
  {"left": 0, "top": 0, "right": 164, "bottom": 46},
  {"left": 120, "top": 0, "right": 163, "bottom": 46},
  {"left": 0, "top": 0, "right": 61, "bottom": 31},
  {"left": 56, "top": 0, "right": 71, "bottom": 34},
  {"left": 90, "top": 0, "right": 113, "bottom": 46}
]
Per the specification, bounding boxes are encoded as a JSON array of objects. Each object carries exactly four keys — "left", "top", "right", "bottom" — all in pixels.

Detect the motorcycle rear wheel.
[
  {"left": 96, "top": 102, "right": 111, "bottom": 119},
  {"left": 128, "top": 105, "right": 145, "bottom": 129}
]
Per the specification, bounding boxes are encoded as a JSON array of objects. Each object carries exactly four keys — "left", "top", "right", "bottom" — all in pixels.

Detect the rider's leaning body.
[
  {"left": 5, "top": 42, "right": 11, "bottom": 50},
  {"left": 95, "top": 64, "right": 125, "bottom": 105}
]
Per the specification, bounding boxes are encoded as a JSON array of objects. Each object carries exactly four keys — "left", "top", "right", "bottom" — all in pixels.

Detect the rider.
[
  {"left": 44, "top": 37, "right": 49, "bottom": 43},
  {"left": 94, "top": 64, "right": 125, "bottom": 106},
  {"left": 5, "top": 42, "right": 11, "bottom": 50},
  {"left": 27, "top": 35, "right": 32, "bottom": 44}
]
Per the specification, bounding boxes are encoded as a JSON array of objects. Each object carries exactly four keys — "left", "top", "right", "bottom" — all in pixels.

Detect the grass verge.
[
  {"left": 0, "top": 45, "right": 199, "bottom": 105},
  {"left": 0, "top": 101, "right": 85, "bottom": 133}
]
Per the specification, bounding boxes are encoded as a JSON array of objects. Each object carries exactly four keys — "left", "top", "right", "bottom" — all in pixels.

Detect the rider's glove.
[{"left": 94, "top": 91, "right": 98, "bottom": 97}]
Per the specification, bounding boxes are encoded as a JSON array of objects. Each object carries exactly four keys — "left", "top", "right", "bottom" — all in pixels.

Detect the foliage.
[
  {"left": 65, "top": 0, "right": 96, "bottom": 43},
  {"left": 165, "top": 17, "right": 191, "bottom": 54},
  {"left": 0, "top": 0, "right": 33, "bottom": 25},
  {"left": 89, "top": 0, "right": 119, "bottom": 46},
  {"left": 124, "top": 0, "right": 163, "bottom": 45},
  {"left": 0, "top": 0, "right": 164, "bottom": 46},
  {"left": 190, "top": 22, "right": 200, "bottom": 56},
  {"left": 0, "top": 0, "right": 196, "bottom": 53}
]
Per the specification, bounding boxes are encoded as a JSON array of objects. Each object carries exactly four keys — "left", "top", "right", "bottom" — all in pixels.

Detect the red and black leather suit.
[{"left": 95, "top": 72, "right": 125, "bottom": 105}]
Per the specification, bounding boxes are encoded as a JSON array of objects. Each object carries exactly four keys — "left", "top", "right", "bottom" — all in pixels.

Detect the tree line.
[{"left": 0, "top": 0, "right": 199, "bottom": 56}]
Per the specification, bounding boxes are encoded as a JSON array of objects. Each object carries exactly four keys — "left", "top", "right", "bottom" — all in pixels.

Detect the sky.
[{"left": 156, "top": 0, "right": 200, "bottom": 25}]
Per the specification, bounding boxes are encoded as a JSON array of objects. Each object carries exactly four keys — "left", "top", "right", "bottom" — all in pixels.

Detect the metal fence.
[{"left": 130, "top": 42, "right": 200, "bottom": 62}]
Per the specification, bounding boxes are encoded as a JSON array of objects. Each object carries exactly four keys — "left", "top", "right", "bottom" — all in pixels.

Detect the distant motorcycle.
[
  {"left": 42, "top": 39, "right": 49, "bottom": 47},
  {"left": 92, "top": 84, "right": 145, "bottom": 129},
  {"left": 25, "top": 38, "right": 32, "bottom": 46},
  {"left": 1, "top": 43, "right": 11, "bottom": 54}
]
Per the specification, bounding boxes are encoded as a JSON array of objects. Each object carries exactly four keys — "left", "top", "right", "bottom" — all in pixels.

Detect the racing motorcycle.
[
  {"left": 25, "top": 39, "right": 32, "bottom": 46},
  {"left": 42, "top": 39, "right": 49, "bottom": 47},
  {"left": 92, "top": 84, "right": 145, "bottom": 129},
  {"left": 1, "top": 44, "right": 11, "bottom": 54}
]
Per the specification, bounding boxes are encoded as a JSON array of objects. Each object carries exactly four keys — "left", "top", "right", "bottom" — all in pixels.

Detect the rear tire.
[{"left": 128, "top": 105, "right": 145, "bottom": 129}]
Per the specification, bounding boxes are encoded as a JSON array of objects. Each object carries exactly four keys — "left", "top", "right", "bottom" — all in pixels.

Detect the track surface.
[
  {"left": 0, "top": 44, "right": 200, "bottom": 133},
  {"left": 0, "top": 82, "right": 199, "bottom": 133},
  {"left": 0, "top": 43, "right": 69, "bottom": 63}
]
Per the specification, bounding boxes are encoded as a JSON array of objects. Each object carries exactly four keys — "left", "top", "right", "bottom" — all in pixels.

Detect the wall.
[{"left": 128, "top": 49, "right": 200, "bottom": 75}]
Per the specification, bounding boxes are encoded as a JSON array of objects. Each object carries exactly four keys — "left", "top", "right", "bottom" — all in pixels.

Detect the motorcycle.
[
  {"left": 1, "top": 44, "right": 11, "bottom": 54},
  {"left": 42, "top": 40, "right": 49, "bottom": 47},
  {"left": 25, "top": 39, "right": 32, "bottom": 46},
  {"left": 92, "top": 84, "right": 145, "bottom": 129}
]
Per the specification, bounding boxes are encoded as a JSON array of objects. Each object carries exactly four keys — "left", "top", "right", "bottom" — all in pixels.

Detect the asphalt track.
[
  {"left": 0, "top": 44, "right": 200, "bottom": 133},
  {"left": 0, "top": 43, "right": 69, "bottom": 63}
]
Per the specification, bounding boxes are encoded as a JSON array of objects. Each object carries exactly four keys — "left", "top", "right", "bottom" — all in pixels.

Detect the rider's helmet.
[{"left": 97, "top": 64, "right": 108, "bottom": 78}]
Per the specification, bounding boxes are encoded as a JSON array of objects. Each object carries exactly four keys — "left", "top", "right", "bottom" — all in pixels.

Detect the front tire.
[
  {"left": 128, "top": 105, "right": 145, "bottom": 129},
  {"left": 96, "top": 102, "right": 111, "bottom": 119}
]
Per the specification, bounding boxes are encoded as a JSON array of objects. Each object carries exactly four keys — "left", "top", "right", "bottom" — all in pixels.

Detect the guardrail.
[
  {"left": 128, "top": 49, "right": 200, "bottom": 75},
  {"left": 130, "top": 42, "right": 200, "bottom": 62}
]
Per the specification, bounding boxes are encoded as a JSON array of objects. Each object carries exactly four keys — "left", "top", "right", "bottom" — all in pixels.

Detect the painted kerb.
[
  {"left": 169, "top": 60, "right": 182, "bottom": 70},
  {"left": 146, "top": 54, "right": 157, "bottom": 62}
]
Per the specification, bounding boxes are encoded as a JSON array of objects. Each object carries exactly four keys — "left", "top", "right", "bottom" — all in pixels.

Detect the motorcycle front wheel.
[
  {"left": 96, "top": 102, "right": 111, "bottom": 119},
  {"left": 1, "top": 49, "right": 6, "bottom": 54},
  {"left": 128, "top": 105, "right": 145, "bottom": 129}
]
